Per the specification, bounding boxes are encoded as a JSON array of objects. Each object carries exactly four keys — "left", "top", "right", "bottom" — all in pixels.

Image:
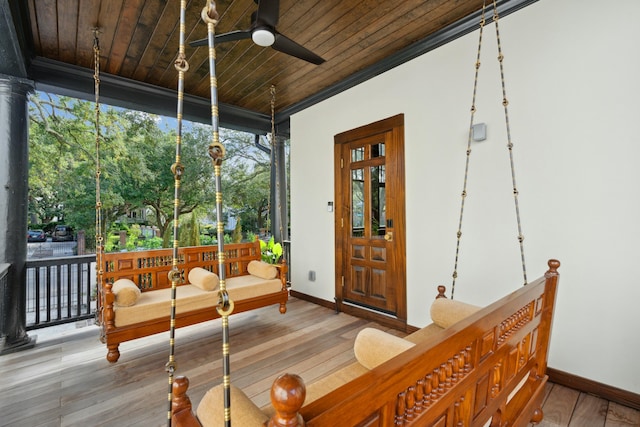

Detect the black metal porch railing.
[
  {"left": 0, "top": 263, "right": 9, "bottom": 335},
  {"left": 25, "top": 255, "right": 96, "bottom": 330}
]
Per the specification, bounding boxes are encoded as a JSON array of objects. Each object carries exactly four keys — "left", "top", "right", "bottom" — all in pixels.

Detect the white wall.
[{"left": 290, "top": 0, "right": 640, "bottom": 394}]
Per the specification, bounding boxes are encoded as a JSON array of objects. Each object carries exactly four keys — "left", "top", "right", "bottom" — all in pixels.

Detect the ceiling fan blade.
[
  {"left": 255, "top": 0, "right": 279, "bottom": 28},
  {"left": 189, "top": 30, "right": 252, "bottom": 47},
  {"left": 272, "top": 32, "right": 325, "bottom": 65}
]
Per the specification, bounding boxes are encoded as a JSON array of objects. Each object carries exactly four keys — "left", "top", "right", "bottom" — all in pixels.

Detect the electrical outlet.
[{"left": 308, "top": 271, "right": 316, "bottom": 281}]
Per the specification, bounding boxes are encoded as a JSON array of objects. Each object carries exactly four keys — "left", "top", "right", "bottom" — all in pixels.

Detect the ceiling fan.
[{"left": 189, "top": 0, "right": 325, "bottom": 65}]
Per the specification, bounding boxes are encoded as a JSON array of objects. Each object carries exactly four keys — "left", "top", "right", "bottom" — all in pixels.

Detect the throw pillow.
[
  {"left": 247, "top": 260, "right": 278, "bottom": 280},
  {"left": 188, "top": 267, "right": 219, "bottom": 291},
  {"left": 354, "top": 328, "right": 415, "bottom": 370},
  {"left": 111, "top": 278, "right": 141, "bottom": 307},
  {"left": 430, "top": 298, "right": 480, "bottom": 329}
]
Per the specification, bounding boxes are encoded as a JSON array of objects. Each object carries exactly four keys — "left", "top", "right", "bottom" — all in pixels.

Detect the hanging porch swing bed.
[
  {"left": 172, "top": 262, "right": 560, "bottom": 426},
  {"left": 98, "top": 240, "right": 288, "bottom": 363}
]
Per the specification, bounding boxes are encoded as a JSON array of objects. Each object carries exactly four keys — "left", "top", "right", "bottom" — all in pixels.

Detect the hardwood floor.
[
  {"left": 535, "top": 382, "right": 640, "bottom": 427},
  {"left": 0, "top": 297, "right": 638, "bottom": 427}
]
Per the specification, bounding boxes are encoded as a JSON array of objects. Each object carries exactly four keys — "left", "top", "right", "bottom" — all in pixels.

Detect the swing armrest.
[
  {"left": 273, "top": 260, "right": 288, "bottom": 289},
  {"left": 172, "top": 376, "right": 203, "bottom": 427},
  {"left": 100, "top": 282, "right": 116, "bottom": 338}
]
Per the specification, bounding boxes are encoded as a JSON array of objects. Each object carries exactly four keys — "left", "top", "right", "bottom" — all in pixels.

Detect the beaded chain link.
[
  {"left": 165, "top": 0, "right": 190, "bottom": 424},
  {"left": 92, "top": 28, "right": 106, "bottom": 338},
  {"left": 451, "top": 0, "right": 527, "bottom": 300}
]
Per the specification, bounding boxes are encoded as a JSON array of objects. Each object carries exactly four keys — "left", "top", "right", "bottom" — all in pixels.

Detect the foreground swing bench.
[
  {"left": 172, "top": 259, "right": 559, "bottom": 426},
  {"left": 98, "top": 239, "right": 288, "bottom": 363}
]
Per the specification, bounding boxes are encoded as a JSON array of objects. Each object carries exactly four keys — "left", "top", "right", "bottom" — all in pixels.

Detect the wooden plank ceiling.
[{"left": 26, "top": 0, "right": 489, "bottom": 118}]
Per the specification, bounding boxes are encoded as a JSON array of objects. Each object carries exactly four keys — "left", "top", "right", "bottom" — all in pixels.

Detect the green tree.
[
  {"left": 28, "top": 94, "right": 219, "bottom": 242},
  {"left": 29, "top": 93, "right": 129, "bottom": 245},
  {"left": 232, "top": 218, "right": 242, "bottom": 243},
  {"left": 133, "top": 121, "right": 217, "bottom": 240},
  {"left": 177, "top": 212, "right": 201, "bottom": 247},
  {"left": 220, "top": 131, "right": 271, "bottom": 233},
  {"left": 27, "top": 93, "right": 279, "bottom": 249}
]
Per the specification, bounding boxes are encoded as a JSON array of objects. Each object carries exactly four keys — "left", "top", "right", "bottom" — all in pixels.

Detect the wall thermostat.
[{"left": 472, "top": 123, "right": 487, "bottom": 141}]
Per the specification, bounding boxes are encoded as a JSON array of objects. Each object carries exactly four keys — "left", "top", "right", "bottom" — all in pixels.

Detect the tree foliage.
[
  {"left": 28, "top": 93, "right": 128, "bottom": 234},
  {"left": 221, "top": 132, "right": 272, "bottom": 232},
  {"left": 27, "top": 92, "right": 279, "bottom": 245}
]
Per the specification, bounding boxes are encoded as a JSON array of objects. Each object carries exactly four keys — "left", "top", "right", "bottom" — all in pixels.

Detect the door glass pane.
[
  {"left": 351, "top": 169, "right": 364, "bottom": 237},
  {"left": 371, "top": 142, "right": 385, "bottom": 158},
  {"left": 351, "top": 147, "right": 365, "bottom": 162},
  {"left": 370, "top": 165, "right": 386, "bottom": 238}
]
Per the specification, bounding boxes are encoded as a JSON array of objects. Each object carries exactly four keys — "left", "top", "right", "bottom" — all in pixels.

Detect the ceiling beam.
[{"left": 29, "top": 57, "right": 274, "bottom": 136}]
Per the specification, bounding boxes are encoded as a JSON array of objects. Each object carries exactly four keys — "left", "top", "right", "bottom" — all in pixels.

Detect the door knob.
[{"left": 384, "top": 232, "right": 393, "bottom": 242}]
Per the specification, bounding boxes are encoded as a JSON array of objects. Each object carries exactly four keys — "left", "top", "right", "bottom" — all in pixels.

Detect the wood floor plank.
[
  {"left": 2, "top": 394, "right": 62, "bottom": 427},
  {"left": 605, "top": 402, "right": 640, "bottom": 426},
  {"left": 569, "top": 393, "right": 608, "bottom": 427},
  {"left": 240, "top": 337, "right": 357, "bottom": 402},
  {"left": 252, "top": 348, "right": 359, "bottom": 409},
  {"left": 532, "top": 383, "right": 580, "bottom": 427}
]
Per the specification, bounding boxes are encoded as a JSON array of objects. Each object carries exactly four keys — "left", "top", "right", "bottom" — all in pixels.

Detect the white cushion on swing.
[{"left": 197, "top": 383, "right": 268, "bottom": 427}]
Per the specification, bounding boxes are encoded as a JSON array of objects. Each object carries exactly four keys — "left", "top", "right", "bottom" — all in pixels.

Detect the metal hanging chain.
[
  {"left": 270, "top": 85, "right": 284, "bottom": 242},
  {"left": 450, "top": 4, "right": 488, "bottom": 300},
  {"left": 491, "top": 0, "right": 528, "bottom": 286},
  {"left": 450, "top": 0, "right": 528, "bottom": 300},
  {"left": 202, "top": 2, "right": 235, "bottom": 427},
  {"left": 165, "top": 0, "right": 190, "bottom": 424},
  {"left": 92, "top": 28, "right": 106, "bottom": 333}
]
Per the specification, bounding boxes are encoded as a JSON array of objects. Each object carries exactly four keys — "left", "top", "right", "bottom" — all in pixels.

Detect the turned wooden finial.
[
  {"left": 545, "top": 259, "right": 560, "bottom": 278},
  {"left": 268, "top": 373, "right": 306, "bottom": 427},
  {"left": 436, "top": 285, "right": 447, "bottom": 299},
  {"left": 172, "top": 376, "right": 193, "bottom": 415}
]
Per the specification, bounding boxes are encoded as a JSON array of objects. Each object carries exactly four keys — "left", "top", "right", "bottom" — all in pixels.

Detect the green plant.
[
  {"left": 141, "top": 236, "right": 163, "bottom": 249},
  {"left": 200, "top": 234, "right": 216, "bottom": 246},
  {"left": 126, "top": 224, "right": 142, "bottom": 251},
  {"left": 105, "top": 233, "right": 121, "bottom": 252},
  {"left": 260, "top": 237, "right": 283, "bottom": 264}
]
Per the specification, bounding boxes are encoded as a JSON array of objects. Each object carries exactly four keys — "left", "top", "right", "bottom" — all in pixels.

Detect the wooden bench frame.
[
  {"left": 97, "top": 240, "right": 288, "bottom": 363},
  {"left": 172, "top": 259, "right": 560, "bottom": 427}
]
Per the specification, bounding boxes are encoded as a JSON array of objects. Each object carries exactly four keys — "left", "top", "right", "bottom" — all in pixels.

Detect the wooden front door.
[{"left": 334, "top": 114, "right": 406, "bottom": 324}]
